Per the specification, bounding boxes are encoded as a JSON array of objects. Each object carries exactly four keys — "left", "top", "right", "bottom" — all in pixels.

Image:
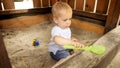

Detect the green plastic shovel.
[{"left": 63, "top": 45, "right": 106, "bottom": 55}]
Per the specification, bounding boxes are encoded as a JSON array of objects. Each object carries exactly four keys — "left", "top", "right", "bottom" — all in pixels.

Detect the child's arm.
[
  {"left": 71, "top": 37, "right": 84, "bottom": 48},
  {"left": 53, "top": 36, "right": 84, "bottom": 48},
  {"left": 71, "top": 37, "right": 78, "bottom": 42},
  {"left": 53, "top": 36, "right": 72, "bottom": 46}
]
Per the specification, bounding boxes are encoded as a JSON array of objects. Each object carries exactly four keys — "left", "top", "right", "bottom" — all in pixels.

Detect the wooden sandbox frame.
[{"left": 0, "top": 0, "right": 120, "bottom": 68}]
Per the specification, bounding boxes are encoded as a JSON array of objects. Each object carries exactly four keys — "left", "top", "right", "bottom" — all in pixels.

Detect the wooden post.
[
  {"left": 33, "top": 0, "right": 41, "bottom": 8},
  {"left": 96, "top": 0, "right": 109, "bottom": 14},
  {"left": 68, "top": 0, "right": 75, "bottom": 9},
  {"left": 42, "top": 0, "right": 49, "bottom": 7},
  {"left": 60, "top": 0, "right": 68, "bottom": 3},
  {"left": 2, "top": 0, "right": 15, "bottom": 9},
  {"left": 85, "top": 0, "right": 95, "bottom": 12},
  {"left": 76, "top": 0, "right": 84, "bottom": 11},
  {"left": 0, "top": 33, "right": 12, "bottom": 68},
  {"left": 50, "top": 0, "right": 58, "bottom": 6},
  {"left": 105, "top": 0, "right": 120, "bottom": 33},
  {"left": 0, "top": 1, "right": 2, "bottom": 10}
]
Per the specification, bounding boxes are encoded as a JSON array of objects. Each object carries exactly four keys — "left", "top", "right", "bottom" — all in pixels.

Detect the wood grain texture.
[
  {"left": 0, "top": 15, "right": 49, "bottom": 28},
  {"left": 105, "top": 0, "right": 120, "bottom": 32},
  {"left": 0, "top": 33, "right": 12, "bottom": 68},
  {"left": 96, "top": 0, "right": 109, "bottom": 14},
  {"left": 50, "top": 0, "right": 58, "bottom": 6},
  {"left": 71, "top": 19, "right": 105, "bottom": 35},
  {"left": 85, "top": 0, "right": 95, "bottom": 12},
  {"left": 76, "top": 0, "right": 84, "bottom": 11},
  {"left": 33, "top": 0, "right": 41, "bottom": 7},
  {"left": 2, "top": 0, "right": 15, "bottom": 9},
  {"left": 68, "top": 0, "right": 75, "bottom": 9},
  {"left": 0, "top": 2, "right": 2, "bottom": 10},
  {"left": 42, "top": 0, "right": 49, "bottom": 7},
  {"left": 60, "top": 0, "right": 68, "bottom": 2}
]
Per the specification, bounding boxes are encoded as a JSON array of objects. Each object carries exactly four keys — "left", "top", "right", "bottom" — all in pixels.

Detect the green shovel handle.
[
  {"left": 63, "top": 45, "right": 91, "bottom": 51},
  {"left": 63, "top": 45, "right": 106, "bottom": 55}
]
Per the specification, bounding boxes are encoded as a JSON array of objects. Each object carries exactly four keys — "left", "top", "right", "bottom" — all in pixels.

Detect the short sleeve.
[{"left": 51, "top": 26, "right": 60, "bottom": 40}]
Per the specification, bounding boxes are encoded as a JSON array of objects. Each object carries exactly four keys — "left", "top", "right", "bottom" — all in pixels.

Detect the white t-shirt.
[{"left": 48, "top": 26, "right": 71, "bottom": 54}]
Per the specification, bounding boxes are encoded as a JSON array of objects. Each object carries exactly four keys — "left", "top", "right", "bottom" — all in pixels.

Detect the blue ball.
[{"left": 35, "top": 40, "right": 39, "bottom": 46}]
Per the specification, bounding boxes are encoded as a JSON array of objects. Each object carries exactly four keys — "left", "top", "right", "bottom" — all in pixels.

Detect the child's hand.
[
  {"left": 71, "top": 37, "right": 78, "bottom": 42},
  {"left": 72, "top": 41, "right": 84, "bottom": 48}
]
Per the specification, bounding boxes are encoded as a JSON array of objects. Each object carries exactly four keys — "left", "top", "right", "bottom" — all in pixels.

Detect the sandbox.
[{"left": 1, "top": 21, "right": 101, "bottom": 68}]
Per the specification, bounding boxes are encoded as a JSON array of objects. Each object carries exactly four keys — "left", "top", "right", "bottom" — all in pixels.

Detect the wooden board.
[
  {"left": 68, "top": 0, "right": 75, "bottom": 9},
  {"left": 76, "top": 0, "right": 84, "bottom": 11},
  {"left": 0, "top": 2, "right": 2, "bottom": 10},
  {"left": 42, "top": 0, "right": 49, "bottom": 7},
  {"left": 0, "top": 15, "right": 49, "bottom": 28},
  {"left": 50, "top": 0, "right": 58, "bottom": 6},
  {"left": 33, "top": 0, "right": 41, "bottom": 7},
  {"left": 105, "top": 0, "right": 120, "bottom": 32},
  {"left": 2, "top": 0, "right": 15, "bottom": 9},
  {"left": 71, "top": 19, "right": 105, "bottom": 35},
  {"left": 60, "top": 0, "right": 68, "bottom": 2},
  {"left": 85, "top": 0, "right": 95, "bottom": 12},
  {"left": 96, "top": 0, "right": 109, "bottom": 14},
  {"left": 0, "top": 33, "right": 12, "bottom": 68},
  {"left": 73, "top": 10, "right": 107, "bottom": 21}
]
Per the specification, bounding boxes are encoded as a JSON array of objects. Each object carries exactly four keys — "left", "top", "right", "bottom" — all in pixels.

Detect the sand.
[{"left": 0, "top": 21, "right": 108, "bottom": 68}]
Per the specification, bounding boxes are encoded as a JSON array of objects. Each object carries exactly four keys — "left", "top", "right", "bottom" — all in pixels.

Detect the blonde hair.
[{"left": 52, "top": 2, "right": 72, "bottom": 18}]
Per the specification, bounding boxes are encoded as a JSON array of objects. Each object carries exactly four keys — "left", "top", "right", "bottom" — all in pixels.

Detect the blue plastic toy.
[{"left": 33, "top": 38, "right": 40, "bottom": 46}]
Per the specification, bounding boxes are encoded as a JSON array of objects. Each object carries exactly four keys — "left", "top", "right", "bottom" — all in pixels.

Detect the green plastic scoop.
[{"left": 63, "top": 45, "right": 106, "bottom": 55}]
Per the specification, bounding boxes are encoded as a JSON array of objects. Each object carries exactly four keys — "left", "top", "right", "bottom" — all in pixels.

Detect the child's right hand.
[{"left": 72, "top": 41, "right": 84, "bottom": 48}]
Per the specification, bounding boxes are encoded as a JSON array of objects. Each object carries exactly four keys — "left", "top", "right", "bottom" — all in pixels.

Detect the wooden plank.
[
  {"left": 60, "top": 0, "right": 68, "bottom": 3},
  {"left": 105, "top": 0, "right": 120, "bottom": 32},
  {"left": 93, "top": 45, "right": 117, "bottom": 67},
  {"left": 85, "top": 0, "right": 95, "bottom": 12},
  {"left": 73, "top": 10, "right": 107, "bottom": 21},
  {"left": 68, "top": 0, "right": 74, "bottom": 9},
  {"left": 0, "top": 1, "right": 2, "bottom": 10},
  {"left": 52, "top": 51, "right": 83, "bottom": 67},
  {"left": 33, "top": 0, "right": 41, "bottom": 8},
  {"left": 2, "top": 0, "right": 15, "bottom": 9},
  {"left": 0, "top": 7, "right": 51, "bottom": 20},
  {"left": 71, "top": 19, "right": 105, "bottom": 35},
  {"left": 0, "top": 7, "right": 51, "bottom": 15},
  {"left": 50, "top": 0, "right": 58, "bottom": 6},
  {"left": 42, "top": 0, "right": 49, "bottom": 7},
  {"left": 76, "top": 0, "right": 84, "bottom": 11},
  {"left": 96, "top": 0, "right": 109, "bottom": 14},
  {"left": 0, "top": 33, "right": 12, "bottom": 68},
  {"left": 0, "top": 7, "right": 106, "bottom": 21},
  {"left": 0, "top": 14, "right": 49, "bottom": 28}
]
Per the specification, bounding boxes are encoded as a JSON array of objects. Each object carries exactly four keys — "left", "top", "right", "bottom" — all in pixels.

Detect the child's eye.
[
  {"left": 63, "top": 18, "right": 71, "bottom": 21},
  {"left": 63, "top": 19, "right": 68, "bottom": 21}
]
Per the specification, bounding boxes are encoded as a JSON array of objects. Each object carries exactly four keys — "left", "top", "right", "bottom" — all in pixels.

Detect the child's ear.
[{"left": 53, "top": 17, "right": 58, "bottom": 24}]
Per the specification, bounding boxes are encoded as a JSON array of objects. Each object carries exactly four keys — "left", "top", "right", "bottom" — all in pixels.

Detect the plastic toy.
[
  {"left": 32, "top": 38, "right": 39, "bottom": 46},
  {"left": 63, "top": 45, "right": 106, "bottom": 55}
]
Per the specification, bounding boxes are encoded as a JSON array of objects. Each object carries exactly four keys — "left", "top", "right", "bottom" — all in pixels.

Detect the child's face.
[{"left": 54, "top": 11, "right": 72, "bottom": 29}]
